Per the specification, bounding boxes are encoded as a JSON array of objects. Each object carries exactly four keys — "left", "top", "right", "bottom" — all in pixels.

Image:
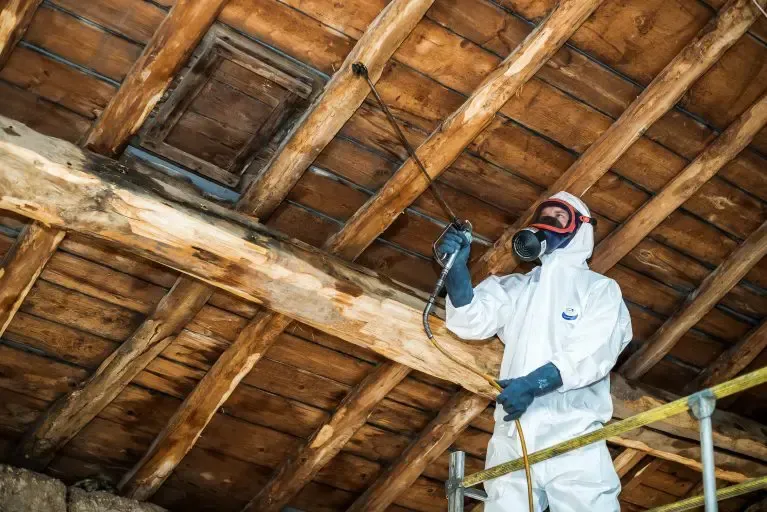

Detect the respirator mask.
[{"left": 512, "top": 199, "right": 595, "bottom": 262}]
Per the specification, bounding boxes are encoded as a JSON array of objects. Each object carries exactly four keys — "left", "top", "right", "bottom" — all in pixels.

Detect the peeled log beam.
[
  {"left": 620, "top": 220, "right": 767, "bottom": 379},
  {"left": 347, "top": 390, "right": 489, "bottom": 512},
  {"left": 0, "top": 117, "right": 763, "bottom": 468},
  {"left": 324, "top": 0, "right": 604, "bottom": 261},
  {"left": 471, "top": 0, "right": 760, "bottom": 280},
  {"left": 12, "top": 276, "right": 213, "bottom": 470},
  {"left": 613, "top": 448, "right": 647, "bottom": 478},
  {"left": 0, "top": 0, "right": 42, "bottom": 68},
  {"left": 83, "top": 0, "right": 228, "bottom": 156},
  {"left": 591, "top": 92, "right": 767, "bottom": 273},
  {"left": 609, "top": 427, "right": 767, "bottom": 483},
  {"left": 610, "top": 372, "right": 767, "bottom": 463},
  {"left": 238, "top": 0, "right": 435, "bottom": 220},
  {"left": 243, "top": 361, "right": 411, "bottom": 512},
  {"left": 119, "top": 309, "right": 293, "bottom": 500},
  {"left": 692, "top": 320, "right": 767, "bottom": 390},
  {"left": 0, "top": 221, "right": 63, "bottom": 337}
]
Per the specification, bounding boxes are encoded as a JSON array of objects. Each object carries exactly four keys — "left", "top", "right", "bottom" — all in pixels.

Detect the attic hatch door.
[{"left": 139, "top": 24, "right": 324, "bottom": 190}]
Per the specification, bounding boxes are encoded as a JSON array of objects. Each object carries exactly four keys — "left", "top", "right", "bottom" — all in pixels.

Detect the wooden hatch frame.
[{"left": 138, "top": 24, "right": 324, "bottom": 189}]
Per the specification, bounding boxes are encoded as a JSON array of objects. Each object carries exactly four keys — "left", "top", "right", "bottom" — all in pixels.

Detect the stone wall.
[{"left": 0, "top": 465, "right": 166, "bottom": 512}]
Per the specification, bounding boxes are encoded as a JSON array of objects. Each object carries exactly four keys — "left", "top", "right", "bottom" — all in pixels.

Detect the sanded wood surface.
[
  {"left": 12, "top": 276, "right": 212, "bottom": 470},
  {"left": 84, "top": 0, "right": 228, "bottom": 156},
  {"left": 0, "top": 221, "right": 63, "bottom": 337},
  {"left": 0, "top": 116, "right": 764, "bottom": 471},
  {"left": 243, "top": 361, "right": 411, "bottom": 512},
  {"left": 0, "top": 0, "right": 42, "bottom": 68},
  {"left": 347, "top": 389, "right": 489, "bottom": 512},
  {"left": 119, "top": 309, "right": 293, "bottom": 500},
  {"left": 324, "top": 0, "right": 603, "bottom": 261},
  {"left": 471, "top": 0, "right": 761, "bottom": 279},
  {"left": 693, "top": 320, "right": 767, "bottom": 390},
  {"left": 621, "top": 220, "right": 767, "bottom": 380},
  {"left": 614, "top": 448, "right": 647, "bottom": 478},
  {"left": 591, "top": 92, "right": 767, "bottom": 273},
  {"left": 238, "top": 0, "right": 434, "bottom": 220}
]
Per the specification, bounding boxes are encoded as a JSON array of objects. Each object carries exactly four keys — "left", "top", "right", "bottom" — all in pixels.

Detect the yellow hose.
[{"left": 425, "top": 334, "right": 534, "bottom": 512}]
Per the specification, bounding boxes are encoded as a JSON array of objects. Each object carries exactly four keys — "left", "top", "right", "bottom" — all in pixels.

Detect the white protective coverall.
[{"left": 446, "top": 192, "right": 632, "bottom": 512}]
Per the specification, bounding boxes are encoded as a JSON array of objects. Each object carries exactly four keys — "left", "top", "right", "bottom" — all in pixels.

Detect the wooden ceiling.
[{"left": 0, "top": 0, "right": 766, "bottom": 510}]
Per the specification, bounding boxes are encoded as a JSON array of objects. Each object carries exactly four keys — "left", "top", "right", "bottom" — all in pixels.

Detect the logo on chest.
[{"left": 562, "top": 307, "right": 579, "bottom": 321}]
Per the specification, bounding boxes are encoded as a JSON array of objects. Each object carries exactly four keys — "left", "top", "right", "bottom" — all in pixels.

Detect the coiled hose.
[{"left": 423, "top": 258, "right": 534, "bottom": 512}]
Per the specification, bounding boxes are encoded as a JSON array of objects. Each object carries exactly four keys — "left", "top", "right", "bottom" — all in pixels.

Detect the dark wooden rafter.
[
  {"left": 692, "top": 320, "right": 767, "bottom": 390},
  {"left": 471, "top": 0, "right": 762, "bottom": 281},
  {"left": 117, "top": 0, "right": 435, "bottom": 500},
  {"left": 83, "top": 0, "right": 229, "bottom": 156},
  {"left": 347, "top": 390, "right": 490, "bottom": 512},
  {"left": 620, "top": 220, "right": 767, "bottom": 379},
  {"left": 0, "top": 221, "right": 64, "bottom": 337},
  {"left": 323, "top": 0, "right": 606, "bottom": 261},
  {"left": 242, "top": 361, "right": 412, "bottom": 512},
  {"left": 237, "top": 0, "right": 436, "bottom": 220},
  {"left": 2, "top": 117, "right": 767, "bottom": 483},
  {"left": 590, "top": 92, "right": 767, "bottom": 274},
  {"left": 119, "top": 309, "right": 294, "bottom": 500},
  {"left": 0, "top": 0, "right": 42, "bottom": 68},
  {"left": 12, "top": 277, "right": 213, "bottom": 470}
]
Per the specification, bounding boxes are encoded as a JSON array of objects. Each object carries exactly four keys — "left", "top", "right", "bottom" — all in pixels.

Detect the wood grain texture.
[
  {"left": 324, "top": 0, "right": 604, "bottom": 261},
  {"left": 12, "top": 276, "right": 212, "bottom": 470},
  {"left": 693, "top": 320, "right": 767, "bottom": 390},
  {"left": 0, "top": 116, "right": 763, "bottom": 470},
  {"left": 0, "top": 0, "right": 42, "bottom": 68},
  {"left": 84, "top": 0, "right": 228, "bottom": 156},
  {"left": 613, "top": 448, "right": 647, "bottom": 478},
  {"left": 472, "top": 0, "right": 760, "bottom": 280},
  {"left": 0, "top": 221, "right": 63, "bottom": 337},
  {"left": 347, "top": 389, "right": 489, "bottom": 512},
  {"left": 621, "top": 220, "right": 767, "bottom": 380},
  {"left": 590, "top": 91, "right": 767, "bottom": 273},
  {"left": 237, "top": 0, "right": 435, "bottom": 220},
  {"left": 118, "top": 309, "right": 293, "bottom": 500},
  {"left": 243, "top": 361, "right": 411, "bottom": 512},
  {"left": 609, "top": 427, "right": 767, "bottom": 483}
]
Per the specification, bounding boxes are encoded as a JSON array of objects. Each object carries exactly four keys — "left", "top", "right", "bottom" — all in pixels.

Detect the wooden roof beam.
[
  {"left": 238, "top": 0, "right": 435, "bottom": 220},
  {"left": 119, "top": 309, "right": 293, "bottom": 500},
  {"left": 471, "top": 0, "right": 761, "bottom": 280},
  {"left": 1, "top": 116, "right": 766, "bottom": 476},
  {"left": 347, "top": 390, "right": 489, "bottom": 512},
  {"left": 620, "top": 220, "right": 767, "bottom": 380},
  {"left": 242, "top": 361, "right": 411, "bottom": 512},
  {"left": 590, "top": 92, "right": 767, "bottom": 274},
  {"left": 613, "top": 448, "right": 648, "bottom": 478},
  {"left": 12, "top": 277, "right": 212, "bottom": 470},
  {"left": 0, "top": 0, "right": 42, "bottom": 68},
  {"left": 83, "top": 0, "right": 228, "bottom": 156},
  {"left": 691, "top": 320, "right": 767, "bottom": 390},
  {"left": 324, "top": 0, "right": 604, "bottom": 261},
  {"left": 0, "top": 221, "right": 63, "bottom": 337},
  {"left": 115, "top": 0, "right": 435, "bottom": 498}
]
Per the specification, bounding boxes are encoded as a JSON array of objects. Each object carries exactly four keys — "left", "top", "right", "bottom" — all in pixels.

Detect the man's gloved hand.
[
  {"left": 437, "top": 227, "right": 473, "bottom": 307},
  {"left": 497, "top": 362, "right": 563, "bottom": 422}
]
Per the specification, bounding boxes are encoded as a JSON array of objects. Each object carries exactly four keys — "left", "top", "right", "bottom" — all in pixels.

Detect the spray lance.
[{"left": 353, "top": 63, "right": 533, "bottom": 511}]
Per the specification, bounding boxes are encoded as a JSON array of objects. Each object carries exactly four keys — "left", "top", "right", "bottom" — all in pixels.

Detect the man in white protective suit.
[{"left": 438, "top": 191, "right": 632, "bottom": 512}]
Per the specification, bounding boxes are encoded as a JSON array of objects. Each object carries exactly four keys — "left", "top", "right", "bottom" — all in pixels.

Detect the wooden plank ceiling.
[{"left": 0, "top": 0, "right": 765, "bottom": 511}]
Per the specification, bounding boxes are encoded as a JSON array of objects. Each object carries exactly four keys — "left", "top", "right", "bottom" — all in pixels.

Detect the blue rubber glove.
[
  {"left": 496, "top": 362, "right": 563, "bottom": 422},
  {"left": 437, "top": 227, "right": 473, "bottom": 307}
]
